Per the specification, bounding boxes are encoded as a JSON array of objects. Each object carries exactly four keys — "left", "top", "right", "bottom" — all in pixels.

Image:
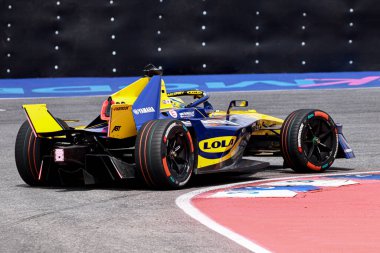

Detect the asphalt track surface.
[{"left": 1, "top": 88, "right": 379, "bottom": 252}]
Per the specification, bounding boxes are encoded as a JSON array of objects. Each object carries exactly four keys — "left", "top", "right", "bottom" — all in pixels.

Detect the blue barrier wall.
[{"left": 1, "top": 71, "right": 380, "bottom": 98}]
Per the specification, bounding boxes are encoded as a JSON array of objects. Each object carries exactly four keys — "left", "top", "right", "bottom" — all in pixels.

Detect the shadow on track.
[{"left": 14, "top": 166, "right": 355, "bottom": 192}]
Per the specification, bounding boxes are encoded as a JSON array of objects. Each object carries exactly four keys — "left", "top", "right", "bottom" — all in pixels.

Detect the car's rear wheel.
[
  {"left": 280, "top": 109, "right": 338, "bottom": 172},
  {"left": 15, "top": 119, "right": 68, "bottom": 186},
  {"left": 15, "top": 120, "right": 46, "bottom": 186},
  {"left": 135, "top": 120, "right": 195, "bottom": 189}
]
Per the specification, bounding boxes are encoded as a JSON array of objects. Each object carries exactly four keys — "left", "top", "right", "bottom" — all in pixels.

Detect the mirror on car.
[{"left": 227, "top": 100, "right": 248, "bottom": 116}]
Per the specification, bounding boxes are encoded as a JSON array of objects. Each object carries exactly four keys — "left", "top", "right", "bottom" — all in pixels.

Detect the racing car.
[{"left": 15, "top": 65, "right": 355, "bottom": 189}]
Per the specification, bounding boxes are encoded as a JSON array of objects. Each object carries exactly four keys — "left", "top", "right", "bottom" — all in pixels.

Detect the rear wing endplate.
[{"left": 22, "top": 104, "right": 65, "bottom": 136}]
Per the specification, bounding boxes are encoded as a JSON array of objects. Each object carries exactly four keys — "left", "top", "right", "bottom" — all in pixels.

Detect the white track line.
[{"left": 176, "top": 170, "right": 380, "bottom": 253}]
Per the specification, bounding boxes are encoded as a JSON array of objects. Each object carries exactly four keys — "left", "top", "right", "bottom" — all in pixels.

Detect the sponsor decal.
[
  {"left": 233, "top": 185, "right": 320, "bottom": 192},
  {"left": 162, "top": 99, "right": 172, "bottom": 105},
  {"left": 112, "top": 125, "right": 121, "bottom": 132},
  {"left": 209, "top": 189, "right": 297, "bottom": 198},
  {"left": 298, "top": 123, "right": 304, "bottom": 151},
  {"left": 201, "top": 119, "right": 240, "bottom": 126},
  {"left": 132, "top": 107, "right": 155, "bottom": 115},
  {"left": 113, "top": 106, "right": 129, "bottom": 111},
  {"left": 179, "top": 111, "right": 195, "bottom": 118},
  {"left": 182, "top": 121, "right": 192, "bottom": 127},
  {"left": 328, "top": 174, "right": 380, "bottom": 180},
  {"left": 187, "top": 90, "right": 203, "bottom": 95},
  {"left": 167, "top": 91, "right": 185, "bottom": 96},
  {"left": 261, "top": 179, "right": 358, "bottom": 187},
  {"left": 164, "top": 122, "right": 178, "bottom": 138},
  {"left": 208, "top": 185, "right": 320, "bottom": 198},
  {"left": 207, "top": 178, "right": 361, "bottom": 198},
  {"left": 199, "top": 136, "right": 236, "bottom": 153},
  {"left": 334, "top": 129, "right": 339, "bottom": 157},
  {"left": 169, "top": 110, "right": 178, "bottom": 118}
]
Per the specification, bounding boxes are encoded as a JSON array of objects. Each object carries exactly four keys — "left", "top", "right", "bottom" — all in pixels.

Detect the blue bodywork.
[{"left": 89, "top": 74, "right": 354, "bottom": 173}]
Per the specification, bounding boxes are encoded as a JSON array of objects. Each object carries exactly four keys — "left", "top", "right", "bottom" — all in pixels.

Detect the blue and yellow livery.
[{"left": 15, "top": 64, "right": 355, "bottom": 189}]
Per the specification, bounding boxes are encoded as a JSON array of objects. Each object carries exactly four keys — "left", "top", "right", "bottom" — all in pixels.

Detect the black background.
[{"left": 1, "top": 0, "right": 380, "bottom": 78}]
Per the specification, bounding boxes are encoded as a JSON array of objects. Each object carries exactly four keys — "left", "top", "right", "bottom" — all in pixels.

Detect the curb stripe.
[{"left": 176, "top": 170, "right": 380, "bottom": 253}]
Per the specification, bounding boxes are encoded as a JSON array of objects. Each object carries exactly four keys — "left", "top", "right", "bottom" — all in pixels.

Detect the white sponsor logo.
[
  {"left": 169, "top": 110, "right": 178, "bottom": 118},
  {"left": 133, "top": 107, "right": 155, "bottom": 115},
  {"left": 298, "top": 123, "right": 304, "bottom": 148},
  {"left": 162, "top": 99, "right": 171, "bottom": 105},
  {"left": 165, "top": 122, "right": 178, "bottom": 138},
  {"left": 182, "top": 121, "right": 192, "bottom": 127},
  {"left": 334, "top": 133, "right": 339, "bottom": 157},
  {"left": 201, "top": 119, "right": 240, "bottom": 126},
  {"left": 208, "top": 190, "right": 297, "bottom": 198},
  {"left": 179, "top": 111, "right": 195, "bottom": 118}
]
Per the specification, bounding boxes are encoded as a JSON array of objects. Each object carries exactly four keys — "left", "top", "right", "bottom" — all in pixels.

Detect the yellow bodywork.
[
  {"left": 106, "top": 77, "right": 173, "bottom": 139},
  {"left": 108, "top": 104, "right": 137, "bottom": 139},
  {"left": 159, "top": 80, "right": 173, "bottom": 110},
  {"left": 211, "top": 109, "right": 284, "bottom": 136},
  {"left": 22, "top": 77, "right": 283, "bottom": 143},
  {"left": 22, "top": 104, "right": 64, "bottom": 135},
  {"left": 196, "top": 110, "right": 284, "bottom": 168},
  {"left": 23, "top": 76, "right": 174, "bottom": 139},
  {"left": 110, "top": 77, "right": 150, "bottom": 104}
]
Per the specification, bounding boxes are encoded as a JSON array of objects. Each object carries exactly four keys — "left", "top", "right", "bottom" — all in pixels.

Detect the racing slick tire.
[
  {"left": 15, "top": 119, "right": 68, "bottom": 186},
  {"left": 135, "top": 119, "right": 195, "bottom": 189},
  {"left": 280, "top": 109, "right": 339, "bottom": 173}
]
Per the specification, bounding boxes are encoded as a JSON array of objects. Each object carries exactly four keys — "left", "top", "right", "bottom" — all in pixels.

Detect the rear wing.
[
  {"left": 101, "top": 74, "right": 172, "bottom": 137},
  {"left": 22, "top": 104, "right": 65, "bottom": 137}
]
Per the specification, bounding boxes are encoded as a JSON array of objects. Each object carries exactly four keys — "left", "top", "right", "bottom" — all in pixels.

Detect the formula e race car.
[{"left": 15, "top": 65, "right": 355, "bottom": 189}]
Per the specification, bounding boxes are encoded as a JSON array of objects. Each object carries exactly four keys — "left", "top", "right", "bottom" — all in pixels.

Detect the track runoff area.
[
  {"left": 2, "top": 71, "right": 380, "bottom": 252},
  {"left": 177, "top": 171, "right": 380, "bottom": 253}
]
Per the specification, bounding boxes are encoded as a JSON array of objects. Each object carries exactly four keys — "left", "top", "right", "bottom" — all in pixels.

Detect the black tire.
[
  {"left": 15, "top": 119, "right": 69, "bottom": 186},
  {"left": 15, "top": 120, "right": 45, "bottom": 186},
  {"left": 280, "top": 109, "right": 338, "bottom": 172},
  {"left": 135, "top": 120, "right": 195, "bottom": 189}
]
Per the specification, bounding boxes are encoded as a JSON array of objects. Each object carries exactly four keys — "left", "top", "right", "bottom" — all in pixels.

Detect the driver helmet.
[{"left": 170, "top": 97, "right": 185, "bottom": 108}]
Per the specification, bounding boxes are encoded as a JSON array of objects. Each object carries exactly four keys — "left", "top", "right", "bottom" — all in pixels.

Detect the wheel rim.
[
  {"left": 302, "top": 117, "right": 336, "bottom": 165},
  {"left": 165, "top": 129, "right": 190, "bottom": 180}
]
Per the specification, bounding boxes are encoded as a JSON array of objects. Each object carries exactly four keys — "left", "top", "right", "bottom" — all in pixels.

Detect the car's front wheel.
[{"left": 280, "top": 109, "right": 339, "bottom": 172}]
